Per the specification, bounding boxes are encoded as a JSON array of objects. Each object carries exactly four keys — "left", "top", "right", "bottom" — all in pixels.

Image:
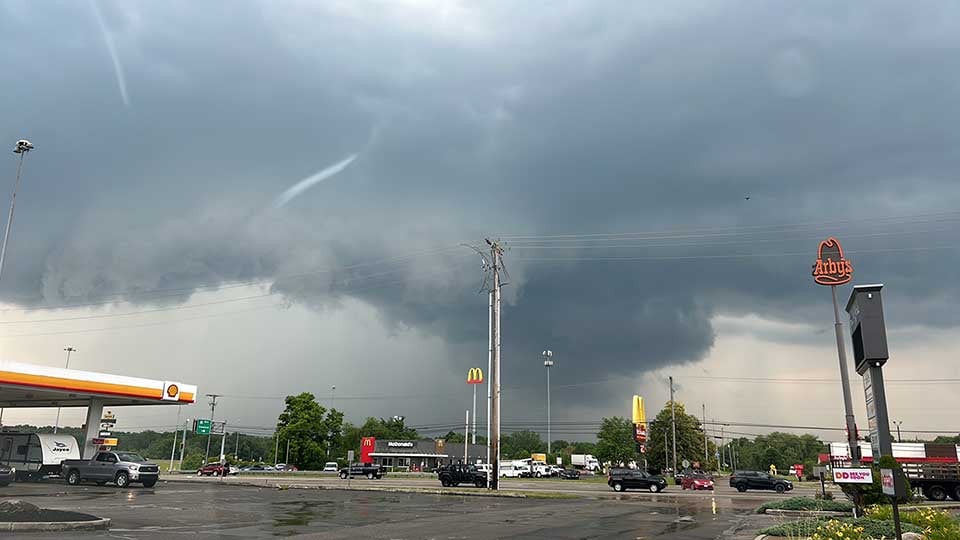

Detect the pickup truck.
[
  {"left": 61, "top": 451, "right": 160, "bottom": 488},
  {"left": 338, "top": 463, "right": 386, "bottom": 479}
]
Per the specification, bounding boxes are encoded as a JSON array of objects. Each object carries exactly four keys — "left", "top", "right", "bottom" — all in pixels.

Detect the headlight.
[
  {"left": 10, "top": 467, "right": 15, "bottom": 473},
  {"left": 129, "top": 465, "right": 139, "bottom": 470}
]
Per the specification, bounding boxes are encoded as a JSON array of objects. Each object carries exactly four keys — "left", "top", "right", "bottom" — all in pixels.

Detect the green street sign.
[{"left": 195, "top": 419, "right": 212, "bottom": 435}]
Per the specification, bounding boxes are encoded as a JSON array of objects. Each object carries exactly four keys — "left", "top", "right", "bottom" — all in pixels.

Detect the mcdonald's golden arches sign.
[{"left": 466, "top": 367, "right": 484, "bottom": 384}]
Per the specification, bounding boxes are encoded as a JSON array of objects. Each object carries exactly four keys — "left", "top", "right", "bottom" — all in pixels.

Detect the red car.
[
  {"left": 197, "top": 463, "right": 230, "bottom": 476},
  {"left": 681, "top": 474, "right": 715, "bottom": 490}
]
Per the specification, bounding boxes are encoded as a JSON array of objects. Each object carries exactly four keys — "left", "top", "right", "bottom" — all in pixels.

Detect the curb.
[
  {"left": 0, "top": 517, "right": 110, "bottom": 532},
  {"left": 164, "top": 477, "right": 527, "bottom": 498},
  {"left": 764, "top": 509, "right": 849, "bottom": 517}
]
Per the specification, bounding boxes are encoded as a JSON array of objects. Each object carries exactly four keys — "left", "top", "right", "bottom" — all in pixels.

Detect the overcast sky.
[{"left": 0, "top": 1, "right": 958, "bottom": 444}]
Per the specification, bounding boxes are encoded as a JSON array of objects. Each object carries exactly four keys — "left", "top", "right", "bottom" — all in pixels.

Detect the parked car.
[
  {"left": 607, "top": 468, "right": 667, "bottom": 493},
  {"left": 276, "top": 464, "right": 298, "bottom": 472},
  {"left": 240, "top": 464, "right": 275, "bottom": 472},
  {"left": 0, "top": 464, "right": 14, "bottom": 486},
  {"left": 323, "top": 462, "right": 339, "bottom": 472},
  {"left": 61, "top": 451, "right": 159, "bottom": 488},
  {"left": 557, "top": 468, "right": 581, "bottom": 480},
  {"left": 437, "top": 464, "right": 487, "bottom": 488},
  {"left": 729, "top": 470, "right": 793, "bottom": 493},
  {"left": 681, "top": 472, "right": 714, "bottom": 490},
  {"left": 339, "top": 463, "right": 386, "bottom": 479},
  {"left": 197, "top": 463, "right": 230, "bottom": 476}
]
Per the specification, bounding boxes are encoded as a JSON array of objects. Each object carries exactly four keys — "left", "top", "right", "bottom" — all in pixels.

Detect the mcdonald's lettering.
[
  {"left": 466, "top": 367, "right": 484, "bottom": 384},
  {"left": 812, "top": 237, "right": 853, "bottom": 286}
]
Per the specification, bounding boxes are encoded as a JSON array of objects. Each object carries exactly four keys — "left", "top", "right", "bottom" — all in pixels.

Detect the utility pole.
[
  {"left": 720, "top": 424, "right": 725, "bottom": 470},
  {"left": 274, "top": 433, "right": 280, "bottom": 466},
  {"left": 178, "top": 418, "right": 188, "bottom": 471},
  {"left": 54, "top": 346, "right": 77, "bottom": 434},
  {"left": 486, "top": 290, "right": 492, "bottom": 474},
  {"left": 204, "top": 394, "right": 220, "bottom": 465},
  {"left": 543, "top": 349, "right": 553, "bottom": 455},
  {"left": 285, "top": 439, "right": 291, "bottom": 464},
  {"left": 702, "top": 403, "right": 708, "bottom": 467},
  {"left": 168, "top": 405, "right": 182, "bottom": 472},
  {"left": 235, "top": 430, "right": 240, "bottom": 456},
  {"left": 669, "top": 376, "right": 677, "bottom": 474},
  {"left": 464, "top": 409, "right": 469, "bottom": 463},
  {"left": 219, "top": 422, "right": 227, "bottom": 464}
]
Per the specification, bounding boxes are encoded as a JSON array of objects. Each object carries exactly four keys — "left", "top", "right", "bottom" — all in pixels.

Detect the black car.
[
  {"left": 437, "top": 464, "right": 487, "bottom": 488},
  {"left": 729, "top": 470, "right": 793, "bottom": 493},
  {"left": 0, "top": 464, "right": 13, "bottom": 487},
  {"left": 557, "top": 468, "right": 580, "bottom": 480},
  {"left": 607, "top": 468, "right": 666, "bottom": 492}
]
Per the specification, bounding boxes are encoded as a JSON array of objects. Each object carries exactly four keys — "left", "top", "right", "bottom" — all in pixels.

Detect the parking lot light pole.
[
  {"left": 542, "top": 350, "right": 553, "bottom": 455},
  {"left": 54, "top": 346, "right": 77, "bottom": 434}
]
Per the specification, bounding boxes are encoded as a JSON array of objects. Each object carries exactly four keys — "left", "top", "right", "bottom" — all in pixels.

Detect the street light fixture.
[{"left": 542, "top": 350, "right": 554, "bottom": 455}]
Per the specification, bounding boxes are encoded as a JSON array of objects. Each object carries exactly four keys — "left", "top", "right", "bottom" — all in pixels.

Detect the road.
[
  {"left": 174, "top": 472, "right": 834, "bottom": 501},
  {"left": 3, "top": 480, "right": 762, "bottom": 539}
]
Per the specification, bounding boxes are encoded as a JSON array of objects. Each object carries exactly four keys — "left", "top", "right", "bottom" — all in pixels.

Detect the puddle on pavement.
[{"left": 272, "top": 500, "right": 336, "bottom": 533}]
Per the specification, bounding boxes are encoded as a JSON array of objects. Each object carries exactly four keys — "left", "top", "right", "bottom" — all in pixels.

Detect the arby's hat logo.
[{"left": 812, "top": 237, "right": 853, "bottom": 286}]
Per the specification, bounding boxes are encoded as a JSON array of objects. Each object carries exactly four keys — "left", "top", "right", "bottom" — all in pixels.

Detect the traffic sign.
[
  {"left": 211, "top": 421, "right": 226, "bottom": 435},
  {"left": 195, "top": 419, "right": 212, "bottom": 435},
  {"left": 682, "top": 459, "right": 690, "bottom": 469}
]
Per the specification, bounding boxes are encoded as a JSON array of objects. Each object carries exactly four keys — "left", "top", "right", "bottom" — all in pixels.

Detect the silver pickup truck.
[{"left": 61, "top": 451, "right": 160, "bottom": 488}]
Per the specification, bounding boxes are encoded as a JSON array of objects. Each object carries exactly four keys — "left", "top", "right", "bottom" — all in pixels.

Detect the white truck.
[
  {"left": 531, "top": 460, "right": 553, "bottom": 478},
  {"left": 0, "top": 432, "right": 81, "bottom": 480},
  {"left": 571, "top": 454, "right": 601, "bottom": 472}
]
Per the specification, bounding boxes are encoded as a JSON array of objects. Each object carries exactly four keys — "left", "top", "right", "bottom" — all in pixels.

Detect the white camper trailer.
[{"left": 0, "top": 432, "right": 81, "bottom": 479}]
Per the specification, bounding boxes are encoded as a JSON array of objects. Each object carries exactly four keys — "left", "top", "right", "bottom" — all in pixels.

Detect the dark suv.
[
  {"left": 437, "top": 464, "right": 487, "bottom": 488},
  {"left": 729, "top": 470, "right": 793, "bottom": 493},
  {"left": 607, "top": 468, "right": 667, "bottom": 493}
]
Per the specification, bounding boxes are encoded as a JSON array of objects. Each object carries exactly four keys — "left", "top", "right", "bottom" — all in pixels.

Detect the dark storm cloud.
[{"left": 2, "top": 0, "right": 960, "bottom": 404}]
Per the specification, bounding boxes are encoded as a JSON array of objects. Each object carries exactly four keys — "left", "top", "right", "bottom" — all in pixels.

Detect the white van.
[
  {"left": 499, "top": 463, "right": 523, "bottom": 478},
  {"left": 0, "top": 433, "right": 81, "bottom": 479}
]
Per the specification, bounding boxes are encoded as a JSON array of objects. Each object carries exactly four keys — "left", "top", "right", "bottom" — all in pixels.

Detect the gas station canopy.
[{"left": 0, "top": 360, "right": 196, "bottom": 408}]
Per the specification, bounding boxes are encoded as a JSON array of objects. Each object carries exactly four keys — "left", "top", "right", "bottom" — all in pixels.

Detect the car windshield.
[{"left": 115, "top": 452, "right": 147, "bottom": 463}]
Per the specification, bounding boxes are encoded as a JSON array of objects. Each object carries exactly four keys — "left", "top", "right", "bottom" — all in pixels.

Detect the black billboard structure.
[{"left": 845, "top": 284, "right": 904, "bottom": 539}]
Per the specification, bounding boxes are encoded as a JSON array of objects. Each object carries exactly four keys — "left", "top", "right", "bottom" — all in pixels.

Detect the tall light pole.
[
  {"left": 669, "top": 376, "right": 677, "bottom": 474},
  {"left": 330, "top": 385, "right": 336, "bottom": 409},
  {"left": 0, "top": 139, "right": 34, "bottom": 281},
  {"left": 53, "top": 347, "right": 77, "bottom": 434},
  {"left": 542, "top": 350, "right": 553, "bottom": 455},
  {"left": 893, "top": 421, "right": 903, "bottom": 443}
]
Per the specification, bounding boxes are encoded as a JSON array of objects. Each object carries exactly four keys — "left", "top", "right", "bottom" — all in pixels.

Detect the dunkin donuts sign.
[
  {"left": 832, "top": 468, "right": 873, "bottom": 484},
  {"left": 812, "top": 237, "right": 853, "bottom": 286}
]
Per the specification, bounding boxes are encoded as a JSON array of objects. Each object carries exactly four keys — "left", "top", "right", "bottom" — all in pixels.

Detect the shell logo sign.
[
  {"left": 162, "top": 381, "right": 181, "bottom": 401},
  {"left": 812, "top": 237, "right": 853, "bottom": 286},
  {"left": 466, "top": 367, "right": 484, "bottom": 385}
]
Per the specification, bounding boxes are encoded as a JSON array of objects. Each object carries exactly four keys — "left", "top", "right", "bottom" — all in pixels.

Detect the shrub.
[
  {"left": 756, "top": 496, "right": 853, "bottom": 514},
  {"left": 760, "top": 517, "right": 922, "bottom": 538},
  {"left": 867, "top": 505, "right": 960, "bottom": 538}
]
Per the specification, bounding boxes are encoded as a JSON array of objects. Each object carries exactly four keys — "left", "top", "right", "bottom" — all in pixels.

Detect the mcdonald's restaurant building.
[{"left": 370, "top": 439, "right": 487, "bottom": 471}]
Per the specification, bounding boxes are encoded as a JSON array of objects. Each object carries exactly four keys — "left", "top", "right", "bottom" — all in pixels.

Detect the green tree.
[
  {"left": 646, "top": 401, "right": 717, "bottom": 472},
  {"left": 441, "top": 430, "right": 465, "bottom": 443},
  {"left": 595, "top": 417, "right": 638, "bottom": 467},
  {"left": 501, "top": 430, "right": 543, "bottom": 459},
  {"left": 276, "top": 392, "right": 343, "bottom": 470}
]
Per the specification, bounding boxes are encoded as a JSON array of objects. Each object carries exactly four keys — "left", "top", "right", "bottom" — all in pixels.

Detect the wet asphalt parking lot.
[{"left": 1, "top": 479, "right": 763, "bottom": 539}]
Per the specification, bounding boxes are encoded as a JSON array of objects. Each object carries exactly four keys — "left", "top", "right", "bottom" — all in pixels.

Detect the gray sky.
[{"left": 0, "top": 1, "right": 958, "bottom": 443}]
